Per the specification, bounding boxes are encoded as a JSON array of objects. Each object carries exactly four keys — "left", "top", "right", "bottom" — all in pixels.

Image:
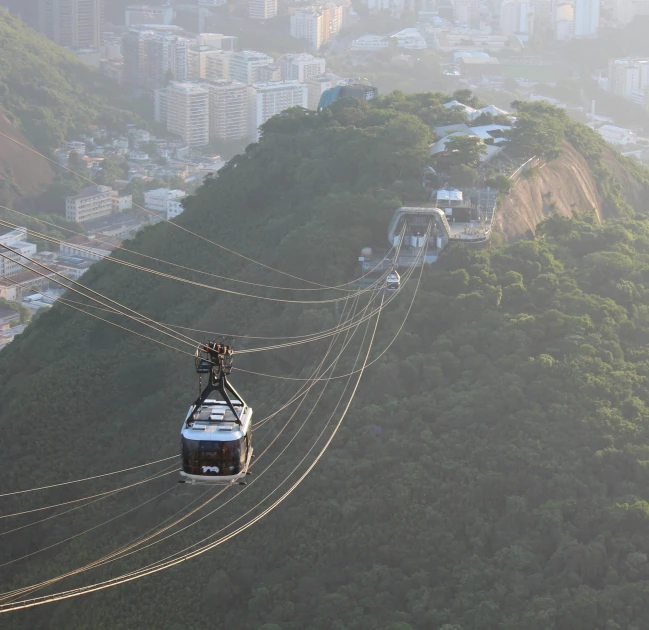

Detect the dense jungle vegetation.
[{"left": 4, "top": 95, "right": 649, "bottom": 629}]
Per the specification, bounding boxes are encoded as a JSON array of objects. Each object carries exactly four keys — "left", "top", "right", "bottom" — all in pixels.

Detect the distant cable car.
[
  {"left": 180, "top": 341, "right": 253, "bottom": 485},
  {"left": 385, "top": 269, "right": 400, "bottom": 292}
]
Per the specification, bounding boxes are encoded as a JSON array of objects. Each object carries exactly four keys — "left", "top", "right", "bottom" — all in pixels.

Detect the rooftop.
[{"left": 66, "top": 185, "right": 111, "bottom": 202}]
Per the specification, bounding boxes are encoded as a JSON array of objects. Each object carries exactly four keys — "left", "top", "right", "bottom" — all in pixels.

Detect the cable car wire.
[
  {"left": 0, "top": 217, "right": 391, "bottom": 306},
  {"left": 0, "top": 204, "right": 391, "bottom": 294},
  {"left": 0, "top": 130, "right": 386, "bottom": 291},
  {"left": 0, "top": 455, "right": 178, "bottom": 498},
  {"left": 0, "top": 288, "right": 383, "bottom": 613},
  {"left": 0, "top": 289, "right": 372, "bottom": 602}
]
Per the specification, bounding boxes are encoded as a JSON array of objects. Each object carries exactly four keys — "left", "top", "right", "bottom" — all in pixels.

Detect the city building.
[
  {"left": 60, "top": 235, "right": 121, "bottom": 261},
  {"left": 279, "top": 53, "right": 326, "bottom": 82},
  {"left": 165, "top": 81, "right": 210, "bottom": 147},
  {"left": 249, "top": 0, "right": 278, "bottom": 20},
  {"left": 125, "top": 4, "right": 174, "bottom": 26},
  {"left": 597, "top": 124, "right": 637, "bottom": 145},
  {"left": 306, "top": 72, "right": 343, "bottom": 109},
  {"left": 205, "top": 50, "right": 234, "bottom": 81},
  {"left": 188, "top": 45, "right": 221, "bottom": 79},
  {"left": 452, "top": 0, "right": 481, "bottom": 23},
  {"left": 65, "top": 185, "right": 114, "bottom": 223},
  {"left": 257, "top": 64, "right": 282, "bottom": 82},
  {"left": 229, "top": 50, "right": 274, "bottom": 84},
  {"left": 574, "top": 0, "right": 599, "bottom": 37},
  {"left": 206, "top": 79, "right": 250, "bottom": 142},
  {"left": 433, "top": 29, "right": 510, "bottom": 52},
  {"left": 197, "top": 33, "right": 237, "bottom": 51},
  {"left": 608, "top": 58, "right": 649, "bottom": 101},
  {"left": 500, "top": 0, "right": 535, "bottom": 35},
  {"left": 390, "top": 28, "right": 428, "bottom": 49},
  {"left": 290, "top": 4, "right": 343, "bottom": 50},
  {"left": 249, "top": 81, "right": 308, "bottom": 140},
  {"left": 350, "top": 34, "right": 389, "bottom": 51},
  {"left": 154, "top": 87, "right": 168, "bottom": 122},
  {"left": 144, "top": 188, "right": 187, "bottom": 220},
  {"left": 554, "top": 4, "right": 574, "bottom": 39},
  {"left": 0, "top": 229, "right": 37, "bottom": 278},
  {"left": 111, "top": 192, "right": 133, "bottom": 212},
  {"left": 122, "top": 26, "right": 190, "bottom": 90},
  {"left": 37, "top": 0, "right": 102, "bottom": 50},
  {"left": 318, "top": 83, "right": 378, "bottom": 109}
]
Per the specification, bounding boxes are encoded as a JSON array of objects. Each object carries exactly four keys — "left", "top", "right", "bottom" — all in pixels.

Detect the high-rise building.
[
  {"left": 205, "top": 50, "right": 234, "bottom": 81},
  {"left": 279, "top": 53, "right": 326, "bottom": 82},
  {"left": 154, "top": 87, "right": 168, "bottom": 122},
  {"left": 451, "top": 0, "right": 481, "bottom": 23},
  {"left": 38, "top": 0, "right": 103, "bottom": 50},
  {"left": 554, "top": 3, "right": 574, "bottom": 39},
  {"left": 206, "top": 79, "right": 250, "bottom": 142},
  {"left": 249, "top": 0, "right": 278, "bottom": 19},
  {"left": 306, "top": 72, "right": 343, "bottom": 109},
  {"left": 574, "top": 0, "right": 599, "bottom": 37},
  {"left": 500, "top": 0, "right": 534, "bottom": 34},
  {"left": 166, "top": 81, "right": 210, "bottom": 147},
  {"left": 248, "top": 81, "right": 308, "bottom": 140},
  {"left": 229, "top": 50, "right": 274, "bottom": 84},
  {"left": 188, "top": 45, "right": 222, "bottom": 79},
  {"left": 290, "top": 4, "right": 343, "bottom": 50},
  {"left": 125, "top": 4, "right": 174, "bottom": 26},
  {"left": 123, "top": 27, "right": 190, "bottom": 90},
  {"left": 608, "top": 58, "right": 649, "bottom": 100}
]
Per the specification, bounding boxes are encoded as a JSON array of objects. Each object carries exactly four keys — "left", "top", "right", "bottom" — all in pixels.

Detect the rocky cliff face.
[{"left": 496, "top": 142, "right": 648, "bottom": 241}]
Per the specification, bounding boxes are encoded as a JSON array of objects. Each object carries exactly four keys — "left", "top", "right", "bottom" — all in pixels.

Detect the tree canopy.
[{"left": 2, "top": 95, "right": 649, "bottom": 629}]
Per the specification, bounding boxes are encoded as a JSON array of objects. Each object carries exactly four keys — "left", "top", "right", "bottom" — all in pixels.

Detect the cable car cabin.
[
  {"left": 385, "top": 270, "right": 401, "bottom": 292},
  {"left": 180, "top": 399, "right": 253, "bottom": 484}
]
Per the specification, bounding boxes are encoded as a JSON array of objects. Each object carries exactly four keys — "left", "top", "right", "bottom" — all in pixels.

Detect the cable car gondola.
[
  {"left": 180, "top": 341, "right": 253, "bottom": 485},
  {"left": 385, "top": 269, "right": 400, "bottom": 292}
]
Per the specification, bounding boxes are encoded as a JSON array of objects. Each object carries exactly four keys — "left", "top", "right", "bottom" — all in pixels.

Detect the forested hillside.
[
  {"left": 0, "top": 10, "right": 142, "bottom": 151},
  {"left": 4, "top": 96, "right": 649, "bottom": 628}
]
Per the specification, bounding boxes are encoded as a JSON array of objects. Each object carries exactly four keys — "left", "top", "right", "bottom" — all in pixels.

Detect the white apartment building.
[
  {"left": 306, "top": 72, "right": 343, "bottom": 109},
  {"left": 574, "top": 0, "right": 599, "bottom": 37},
  {"left": 206, "top": 50, "right": 233, "bottom": 81},
  {"left": 500, "top": 0, "right": 535, "bottom": 34},
  {"left": 554, "top": 4, "right": 574, "bottom": 39},
  {"left": 125, "top": 4, "right": 174, "bottom": 26},
  {"left": 230, "top": 50, "right": 274, "bottom": 84},
  {"left": 166, "top": 81, "right": 210, "bottom": 147},
  {"left": 249, "top": 0, "right": 278, "bottom": 19},
  {"left": 65, "top": 186, "right": 114, "bottom": 223},
  {"left": 144, "top": 188, "right": 187, "bottom": 220},
  {"left": 0, "top": 229, "right": 37, "bottom": 278},
  {"left": 290, "top": 4, "right": 343, "bottom": 50},
  {"left": 249, "top": 81, "right": 308, "bottom": 140},
  {"left": 207, "top": 80, "right": 250, "bottom": 142},
  {"left": 608, "top": 57, "right": 649, "bottom": 101},
  {"left": 279, "top": 53, "right": 326, "bottom": 82}
]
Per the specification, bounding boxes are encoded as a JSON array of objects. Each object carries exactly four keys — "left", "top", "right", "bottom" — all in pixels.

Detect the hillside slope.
[
  {"left": 0, "top": 110, "right": 53, "bottom": 201},
  {"left": 4, "top": 97, "right": 649, "bottom": 629},
  {"left": 0, "top": 10, "right": 143, "bottom": 151}
]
